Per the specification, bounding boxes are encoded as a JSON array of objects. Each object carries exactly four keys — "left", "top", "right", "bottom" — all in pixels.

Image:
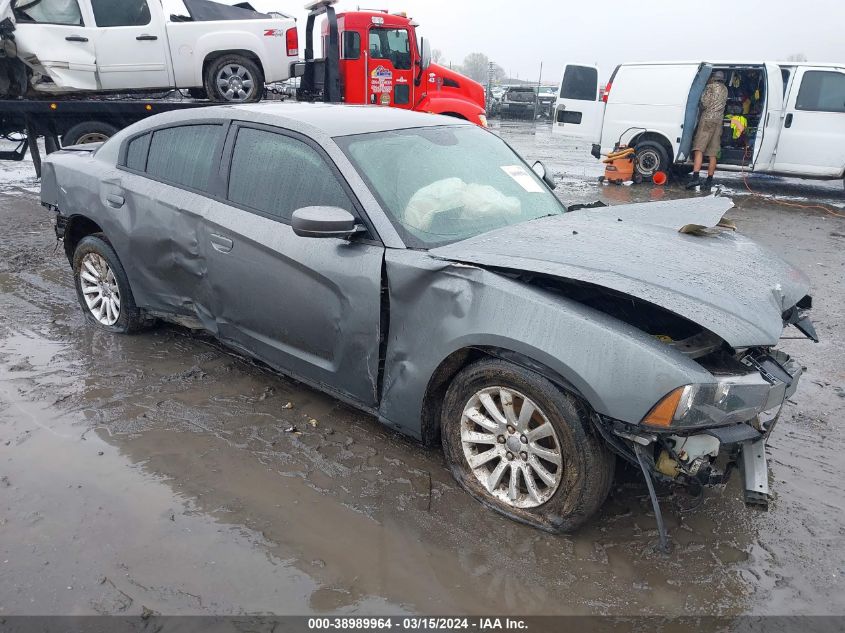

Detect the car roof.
[{"left": 144, "top": 102, "right": 473, "bottom": 138}]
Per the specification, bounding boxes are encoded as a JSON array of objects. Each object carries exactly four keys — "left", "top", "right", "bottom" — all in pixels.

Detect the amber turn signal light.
[{"left": 642, "top": 387, "right": 686, "bottom": 428}]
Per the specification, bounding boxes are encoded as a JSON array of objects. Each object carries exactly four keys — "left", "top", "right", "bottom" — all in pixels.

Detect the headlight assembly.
[{"left": 643, "top": 375, "right": 772, "bottom": 430}]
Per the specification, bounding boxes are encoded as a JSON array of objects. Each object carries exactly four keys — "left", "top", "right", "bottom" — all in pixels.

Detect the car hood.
[{"left": 429, "top": 196, "right": 811, "bottom": 348}]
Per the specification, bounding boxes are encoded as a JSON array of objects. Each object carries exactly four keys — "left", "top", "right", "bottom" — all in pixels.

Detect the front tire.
[
  {"left": 441, "top": 359, "right": 614, "bottom": 532},
  {"left": 72, "top": 235, "right": 147, "bottom": 334},
  {"left": 204, "top": 55, "right": 264, "bottom": 103}
]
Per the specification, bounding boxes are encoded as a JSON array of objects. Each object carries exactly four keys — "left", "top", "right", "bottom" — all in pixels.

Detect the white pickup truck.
[{"left": 0, "top": 0, "right": 298, "bottom": 102}]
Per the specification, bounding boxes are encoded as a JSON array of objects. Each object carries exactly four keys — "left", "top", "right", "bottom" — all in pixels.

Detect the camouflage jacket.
[{"left": 700, "top": 81, "right": 729, "bottom": 122}]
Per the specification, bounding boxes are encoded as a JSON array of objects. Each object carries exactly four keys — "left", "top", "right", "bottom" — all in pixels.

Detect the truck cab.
[{"left": 298, "top": 0, "right": 487, "bottom": 126}]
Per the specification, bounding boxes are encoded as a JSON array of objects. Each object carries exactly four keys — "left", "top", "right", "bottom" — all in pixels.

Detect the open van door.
[
  {"left": 750, "top": 62, "right": 785, "bottom": 170},
  {"left": 677, "top": 63, "right": 712, "bottom": 162},
  {"left": 553, "top": 64, "right": 600, "bottom": 140},
  {"left": 773, "top": 66, "right": 845, "bottom": 177}
]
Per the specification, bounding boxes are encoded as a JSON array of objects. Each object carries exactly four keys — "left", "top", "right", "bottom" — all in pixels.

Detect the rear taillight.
[
  {"left": 602, "top": 82, "right": 611, "bottom": 102},
  {"left": 286, "top": 28, "right": 299, "bottom": 57}
]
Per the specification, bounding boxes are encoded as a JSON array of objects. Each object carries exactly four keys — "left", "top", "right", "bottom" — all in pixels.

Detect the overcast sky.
[{"left": 212, "top": 0, "right": 843, "bottom": 84}]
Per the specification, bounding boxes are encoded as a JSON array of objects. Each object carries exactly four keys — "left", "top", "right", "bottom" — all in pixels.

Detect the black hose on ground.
[{"left": 634, "top": 443, "right": 670, "bottom": 554}]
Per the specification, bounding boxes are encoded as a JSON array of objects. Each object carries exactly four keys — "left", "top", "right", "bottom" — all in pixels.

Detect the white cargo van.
[{"left": 553, "top": 61, "right": 845, "bottom": 185}]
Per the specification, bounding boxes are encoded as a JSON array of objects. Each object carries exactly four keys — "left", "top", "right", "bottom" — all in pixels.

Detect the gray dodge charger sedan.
[{"left": 40, "top": 104, "right": 816, "bottom": 538}]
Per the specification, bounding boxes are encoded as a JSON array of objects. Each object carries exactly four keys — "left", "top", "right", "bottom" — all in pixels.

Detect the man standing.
[{"left": 687, "top": 71, "right": 729, "bottom": 190}]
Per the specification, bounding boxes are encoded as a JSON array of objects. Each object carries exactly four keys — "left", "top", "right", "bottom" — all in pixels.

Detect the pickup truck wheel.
[
  {"left": 205, "top": 55, "right": 264, "bottom": 103},
  {"left": 62, "top": 122, "right": 119, "bottom": 147},
  {"left": 73, "top": 235, "right": 146, "bottom": 334},
  {"left": 634, "top": 141, "right": 670, "bottom": 181},
  {"left": 441, "top": 359, "right": 614, "bottom": 533}
]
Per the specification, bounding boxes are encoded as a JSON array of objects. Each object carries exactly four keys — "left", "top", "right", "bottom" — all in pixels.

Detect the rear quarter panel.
[{"left": 166, "top": 19, "right": 296, "bottom": 87}]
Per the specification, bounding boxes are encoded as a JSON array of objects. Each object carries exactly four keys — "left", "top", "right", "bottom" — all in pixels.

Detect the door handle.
[
  {"left": 784, "top": 113, "right": 793, "bottom": 128},
  {"left": 105, "top": 194, "right": 125, "bottom": 208},
  {"left": 136, "top": 35, "right": 158, "bottom": 41},
  {"left": 65, "top": 35, "right": 88, "bottom": 42},
  {"left": 210, "top": 234, "right": 234, "bottom": 254}
]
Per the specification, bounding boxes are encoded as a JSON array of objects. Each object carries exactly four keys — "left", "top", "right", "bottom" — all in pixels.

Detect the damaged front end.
[
  {"left": 601, "top": 347, "right": 804, "bottom": 491},
  {"left": 595, "top": 322, "right": 812, "bottom": 551}
]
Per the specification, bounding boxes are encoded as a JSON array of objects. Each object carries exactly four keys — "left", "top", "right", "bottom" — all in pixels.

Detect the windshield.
[{"left": 336, "top": 126, "right": 565, "bottom": 248}]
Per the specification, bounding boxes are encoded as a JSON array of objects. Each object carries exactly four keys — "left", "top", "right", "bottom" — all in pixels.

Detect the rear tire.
[
  {"left": 72, "top": 234, "right": 147, "bottom": 334},
  {"left": 441, "top": 359, "right": 614, "bottom": 533},
  {"left": 204, "top": 55, "right": 264, "bottom": 103},
  {"left": 62, "top": 121, "right": 119, "bottom": 147},
  {"left": 634, "top": 141, "right": 670, "bottom": 181}
]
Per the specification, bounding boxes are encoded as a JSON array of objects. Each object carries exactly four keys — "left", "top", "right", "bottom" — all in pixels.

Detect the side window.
[
  {"left": 796, "top": 71, "right": 845, "bottom": 113},
  {"left": 560, "top": 66, "right": 598, "bottom": 101},
  {"left": 125, "top": 132, "right": 151, "bottom": 172},
  {"left": 368, "top": 28, "right": 411, "bottom": 70},
  {"left": 342, "top": 31, "right": 360, "bottom": 60},
  {"left": 145, "top": 125, "right": 221, "bottom": 191},
  {"left": 227, "top": 127, "right": 353, "bottom": 222},
  {"left": 13, "top": 0, "right": 83, "bottom": 25},
  {"left": 90, "top": 0, "right": 151, "bottom": 27}
]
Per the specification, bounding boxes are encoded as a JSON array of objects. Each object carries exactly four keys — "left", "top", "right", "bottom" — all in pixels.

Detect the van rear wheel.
[{"left": 634, "top": 141, "right": 670, "bottom": 181}]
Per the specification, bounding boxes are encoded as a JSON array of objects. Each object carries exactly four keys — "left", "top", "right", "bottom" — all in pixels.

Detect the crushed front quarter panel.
[{"left": 378, "top": 249, "right": 714, "bottom": 436}]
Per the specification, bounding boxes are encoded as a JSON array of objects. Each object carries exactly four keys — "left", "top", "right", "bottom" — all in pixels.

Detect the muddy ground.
[{"left": 0, "top": 120, "right": 843, "bottom": 617}]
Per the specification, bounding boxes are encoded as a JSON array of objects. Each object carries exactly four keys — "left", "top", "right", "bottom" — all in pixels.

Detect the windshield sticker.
[{"left": 500, "top": 165, "right": 545, "bottom": 193}]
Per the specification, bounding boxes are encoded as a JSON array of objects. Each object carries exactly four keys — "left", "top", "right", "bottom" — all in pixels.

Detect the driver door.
[
  {"left": 366, "top": 26, "right": 414, "bottom": 109},
  {"left": 11, "top": 0, "right": 98, "bottom": 91}
]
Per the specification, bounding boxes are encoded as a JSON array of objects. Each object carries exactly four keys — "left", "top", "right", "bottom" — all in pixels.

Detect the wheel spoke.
[
  {"left": 499, "top": 389, "right": 519, "bottom": 426},
  {"left": 478, "top": 392, "right": 507, "bottom": 426},
  {"left": 508, "top": 466, "right": 520, "bottom": 501},
  {"left": 83, "top": 260, "right": 99, "bottom": 278},
  {"left": 517, "top": 399, "right": 535, "bottom": 429},
  {"left": 522, "top": 465, "right": 542, "bottom": 503},
  {"left": 82, "top": 285, "right": 99, "bottom": 295},
  {"left": 527, "top": 455, "right": 556, "bottom": 487},
  {"left": 461, "top": 429, "right": 497, "bottom": 445},
  {"left": 531, "top": 445, "right": 562, "bottom": 467},
  {"left": 465, "top": 407, "right": 500, "bottom": 433},
  {"left": 468, "top": 447, "right": 499, "bottom": 469},
  {"left": 241, "top": 79, "right": 254, "bottom": 89},
  {"left": 486, "top": 460, "right": 508, "bottom": 492},
  {"left": 526, "top": 423, "right": 553, "bottom": 442}
]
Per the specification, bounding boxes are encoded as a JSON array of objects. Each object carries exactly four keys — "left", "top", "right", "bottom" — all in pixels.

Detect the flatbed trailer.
[{"left": 0, "top": 96, "right": 216, "bottom": 176}]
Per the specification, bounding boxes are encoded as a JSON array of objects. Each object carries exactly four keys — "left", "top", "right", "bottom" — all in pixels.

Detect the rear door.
[
  {"left": 552, "top": 64, "right": 600, "bottom": 140},
  {"left": 773, "top": 66, "right": 845, "bottom": 177},
  {"left": 10, "top": 0, "right": 98, "bottom": 90},
  {"left": 366, "top": 26, "right": 414, "bottom": 108},
  {"left": 89, "top": 0, "right": 172, "bottom": 90}
]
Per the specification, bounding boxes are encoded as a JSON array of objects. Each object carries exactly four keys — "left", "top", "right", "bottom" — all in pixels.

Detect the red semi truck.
[{"left": 297, "top": 0, "right": 488, "bottom": 126}]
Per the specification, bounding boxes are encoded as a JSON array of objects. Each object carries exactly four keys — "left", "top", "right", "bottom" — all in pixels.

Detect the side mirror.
[
  {"left": 532, "top": 161, "right": 557, "bottom": 190},
  {"left": 419, "top": 37, "right": 432, "bottom": 71},
  {"left": 291, "top": 206, "right": 364, "bottom": 239}
]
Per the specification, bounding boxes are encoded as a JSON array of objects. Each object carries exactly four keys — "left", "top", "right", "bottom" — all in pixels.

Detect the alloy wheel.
[
  {"left": 79, "top": 253, "right": 121, "bottom": 326},
  {"left": 460, "top": 387, "right": 563, "bottom": 509},
  {"left": 216, "top": 64, "right": 255, "bottom": 102}
]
